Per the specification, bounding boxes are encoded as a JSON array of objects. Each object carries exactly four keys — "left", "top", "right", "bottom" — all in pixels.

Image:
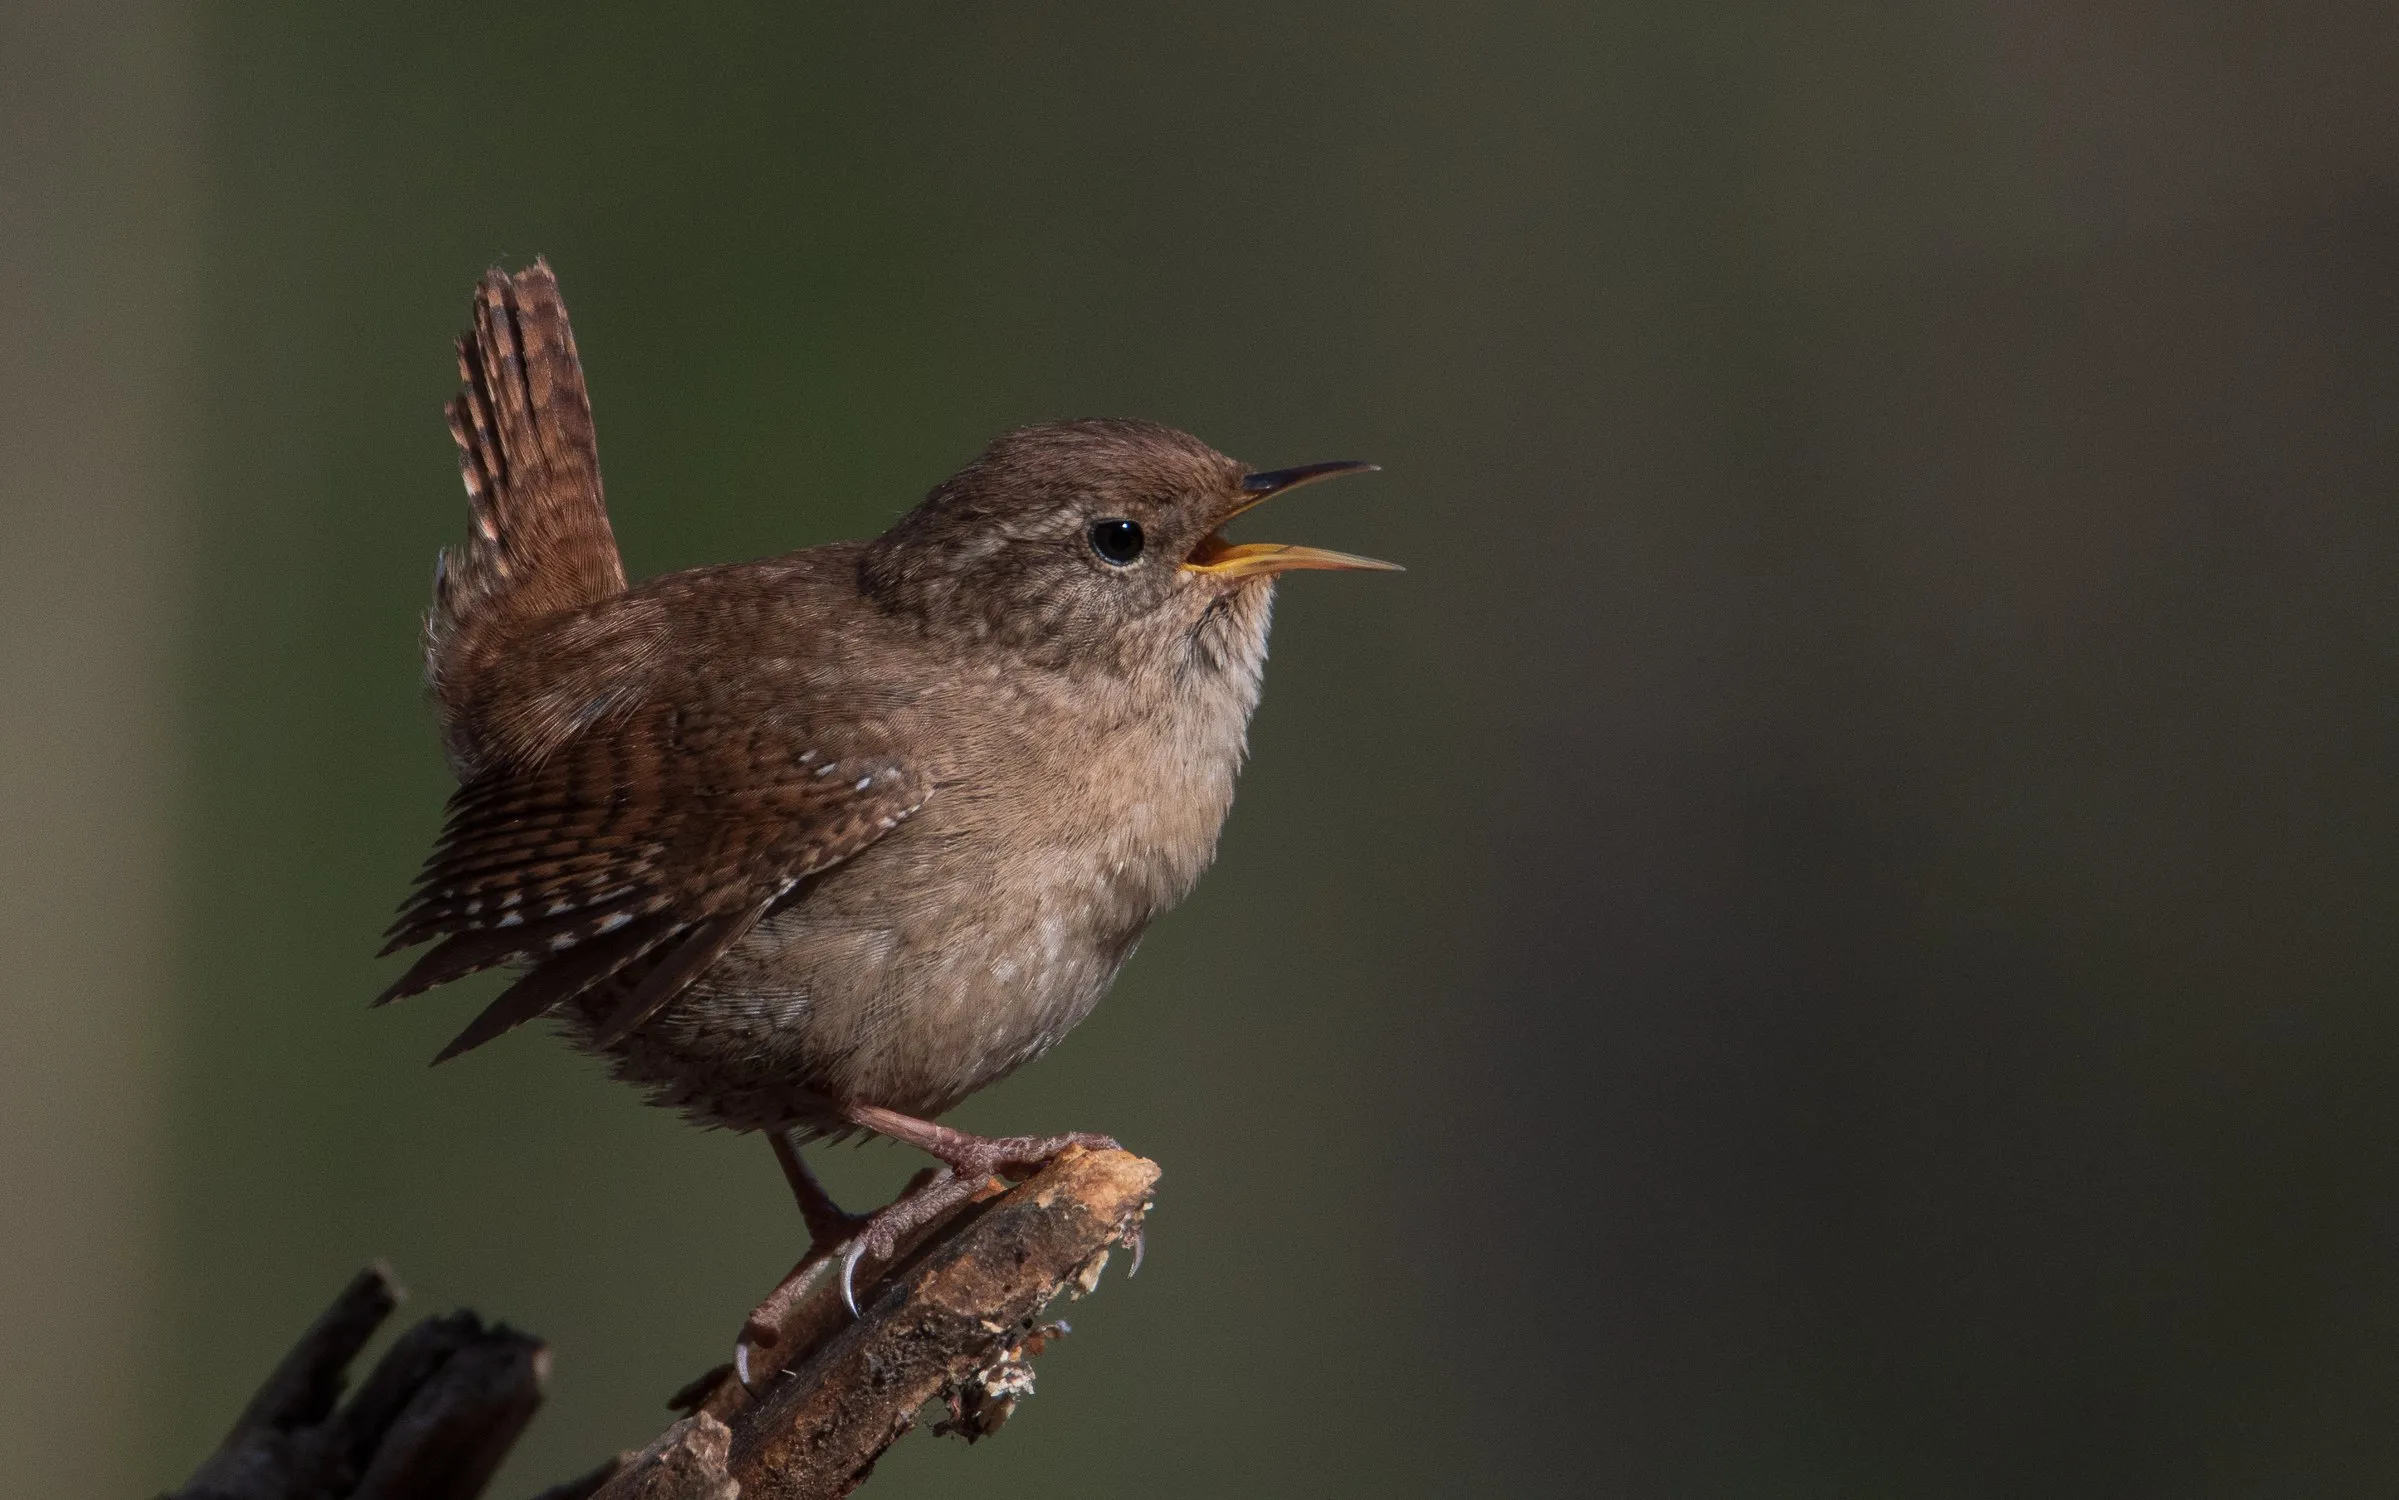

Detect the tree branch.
[{"left": 168, "top": 1148, "right": 1159, "bottom": 1500}]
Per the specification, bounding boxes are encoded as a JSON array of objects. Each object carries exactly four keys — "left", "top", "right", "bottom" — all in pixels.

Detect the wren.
[{"left": 377, "top": 262, "right": 1394, "bottom": 1313}]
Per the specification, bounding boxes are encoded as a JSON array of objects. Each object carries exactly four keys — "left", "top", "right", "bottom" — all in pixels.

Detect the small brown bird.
[{"left": 378, "top": 262, "right": 1393, "bottom": 1312}]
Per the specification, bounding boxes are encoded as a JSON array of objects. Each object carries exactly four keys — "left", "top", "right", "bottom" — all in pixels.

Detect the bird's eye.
[{"left": 1087, "top": 518, "right": 1145, "bottom": 566}]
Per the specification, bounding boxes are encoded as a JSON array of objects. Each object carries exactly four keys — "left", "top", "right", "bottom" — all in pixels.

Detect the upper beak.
[{"left": 1183, "top": 460, "right": 1402, "bottom": 577}]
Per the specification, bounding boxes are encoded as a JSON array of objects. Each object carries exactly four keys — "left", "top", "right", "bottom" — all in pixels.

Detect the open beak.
[{"left": 1182, "top": 460, "right": 1403, "bottom": 577}]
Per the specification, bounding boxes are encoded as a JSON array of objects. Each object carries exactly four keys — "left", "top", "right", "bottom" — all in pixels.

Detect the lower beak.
[
  {"left": 1183, "top": 538, "right": 1404, "bottom": 577},
  {"left": 1182, "top": 460, "right": 1402, "bottom": 577}
]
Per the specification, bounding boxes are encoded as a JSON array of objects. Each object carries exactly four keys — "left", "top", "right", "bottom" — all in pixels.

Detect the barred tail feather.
[{"left": 429, "top": 260, "right": 626, "bottom": 724}]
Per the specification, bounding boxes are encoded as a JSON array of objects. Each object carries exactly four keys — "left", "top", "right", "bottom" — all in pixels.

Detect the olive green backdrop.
[{"left": 6, "top": 3, "right": 2398, "bottom": 1496}]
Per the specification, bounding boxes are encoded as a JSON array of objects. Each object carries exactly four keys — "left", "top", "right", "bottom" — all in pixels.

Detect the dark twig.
[{"left": 166, "top": 1264, "right": 547, "bottom": 1500}]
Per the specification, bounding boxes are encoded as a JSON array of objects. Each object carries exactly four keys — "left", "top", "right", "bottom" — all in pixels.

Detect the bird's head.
[{"left": 861, "top": 419, "right": 1395, "bottom": 675}]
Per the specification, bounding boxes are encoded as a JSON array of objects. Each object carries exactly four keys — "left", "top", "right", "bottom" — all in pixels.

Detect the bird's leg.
[
  {"left": 770, "top": 1128, "right": 869, "bottom": 1250},
  {"left": 736, "top": 1129, "right": 875, "bottom": 1386},
  {"left": 832, "top": 1102, "right": 1121, "bottom": 1315},
  {"left": 846, "top": 1103, "right": 1121, "bottom": 1180}
]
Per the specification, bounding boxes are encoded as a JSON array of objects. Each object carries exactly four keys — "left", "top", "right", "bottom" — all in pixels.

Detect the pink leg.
[
  {"left": 769, "top": 1129, "right": 868, "bottom": 1249},
  {"left": 736, "top": 1130, "right": 875, "bottom": 1385}
]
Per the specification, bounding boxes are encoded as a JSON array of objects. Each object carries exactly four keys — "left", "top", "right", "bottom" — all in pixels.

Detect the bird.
[{"left": 376, "top": 260, "right": 1395, "bottom": 1317}]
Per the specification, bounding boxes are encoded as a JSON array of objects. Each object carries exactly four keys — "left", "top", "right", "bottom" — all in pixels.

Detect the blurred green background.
[{"left": 6, "top": 3, "right": 2398, "bottom": 1496}]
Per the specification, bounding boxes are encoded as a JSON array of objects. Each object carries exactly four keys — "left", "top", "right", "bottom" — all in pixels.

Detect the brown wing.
[{"left": 377, "top": 700, "right": 933, "bottom": 1061}]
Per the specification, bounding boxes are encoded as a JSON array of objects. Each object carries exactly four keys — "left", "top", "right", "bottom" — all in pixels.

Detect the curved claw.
[
  {"left": 828, "top": 1164, "right": 986, "bottom": 1318},
  {"left": 838, "top": 1236, "right": 872, "bottom": 1318},
  {"left": 1127, "top": 1225, "right": 1146, "bottom": 1278}
]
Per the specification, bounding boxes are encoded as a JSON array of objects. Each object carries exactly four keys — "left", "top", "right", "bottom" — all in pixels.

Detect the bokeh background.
[{"left": 6, "top": 3, "right": 2397, "bottom": 1495}]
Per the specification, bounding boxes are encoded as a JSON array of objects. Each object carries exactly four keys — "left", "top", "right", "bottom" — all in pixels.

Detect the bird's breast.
[{"left": 639, "top": 637, "right": 1266, "bottom": 1123}]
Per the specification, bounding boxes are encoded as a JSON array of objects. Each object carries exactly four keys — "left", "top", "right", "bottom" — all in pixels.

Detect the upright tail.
[{"left": 427, "top": 260, "right": 626, "bottom": 740}]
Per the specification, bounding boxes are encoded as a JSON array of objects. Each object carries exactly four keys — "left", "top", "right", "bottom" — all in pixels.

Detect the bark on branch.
[{"left": 169, "top": 1148, "right": 1160, "bottom": 1500}]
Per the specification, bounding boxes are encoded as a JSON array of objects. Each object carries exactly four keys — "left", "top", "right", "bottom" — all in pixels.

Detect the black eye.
[{"left": 1087, "top": 518, "right": 1145, "bottom": 566}]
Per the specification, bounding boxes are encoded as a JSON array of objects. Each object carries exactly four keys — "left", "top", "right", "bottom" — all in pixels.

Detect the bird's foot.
[
  {"left": 735, "top": 1244, "right": 839, "bottom": 1388},
  {"left": 833, "top": 1104, "right": 1123, "bottom": 1315},
  {"left": 834, "top": 1166, "right": 985, "bottom": 1317},
  {"left": 845, "top": 1102, "right": 1118, "bottom": 1181}
]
